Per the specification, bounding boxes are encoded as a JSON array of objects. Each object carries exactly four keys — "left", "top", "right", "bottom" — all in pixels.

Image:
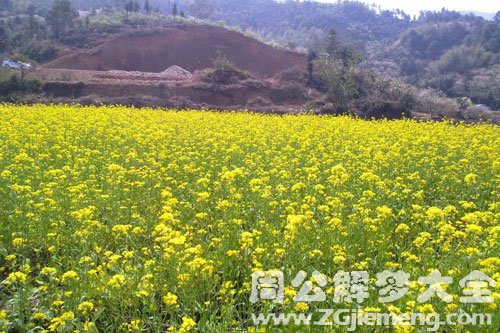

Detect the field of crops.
[{"left": 0, "top": 104, "right": 498, "bottom": 332}]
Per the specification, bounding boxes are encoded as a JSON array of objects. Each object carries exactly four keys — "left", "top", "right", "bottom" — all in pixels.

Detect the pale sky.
[{"left": 317, "top": 0, "right": 499, "bottom": 16}]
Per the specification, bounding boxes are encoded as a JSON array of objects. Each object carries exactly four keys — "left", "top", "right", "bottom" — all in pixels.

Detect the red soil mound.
[{"left": 42, "top": 24, "right": 306, "bottom": 77}]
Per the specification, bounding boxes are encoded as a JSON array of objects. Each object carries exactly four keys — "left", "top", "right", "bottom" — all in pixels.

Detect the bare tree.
[{"left": 172, "top": 3, "right": 178, "bottom": 21}]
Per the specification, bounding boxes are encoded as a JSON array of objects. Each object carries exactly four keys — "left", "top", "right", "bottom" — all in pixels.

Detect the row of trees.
[
  {"left": 47, "top": 0, "right": 78, "bottom": 40},
  {"left": 0, "top": 0, "right": 189, "bottom": 59},
  {"left": 0, "top": 0, "right": 79, "bottom": 43},
  {"left": 387, "top": 11, "right": 500, "bottom": 108}
]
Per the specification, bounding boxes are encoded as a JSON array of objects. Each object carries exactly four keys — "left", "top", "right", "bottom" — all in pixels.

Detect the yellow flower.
[
  {"left": 77, "top": 301, "right": 95, "bottom": 314},
  {"left": 416, "top": 304, "right": 435, "bottom": 314},
  {"left": 179, "top": 316, "right": 196, "bottom": 333},
  {"left": 226, "top": 250, "right": 239, "bottom": 256},
  {"left": 394, "top": 323, "right": 415, "bottom": 333},
  {"left": 33, "top": 312, "right": 47, "bottom": 320},
  {"left": 129, "top": 320, "right": 141, "bottom": 331},
  {"left": 51, "top": 300, "right": 64, "bottom": 308},
  {"left": 426, "top": 207, "right": 444, "bottom": 220},
  {"left": 112, "top": 224, "right": 133, "bottom": 236},
  {"left": 239, "top": 231, "right": 255, "bottom": 249},
  {"left": 464, "top": 173, "right": 477, "bottom": 184},
  {"left": 163, "top": 293, "right": 178, "bottom": 306},
  {"left": 294, "top": 302, "right": 309, "bottom": 313},
  {"left": 4, "top": 271, "right": 27, "bottom": 284},
  {"left": 107, "top": 274, "right": 126, "bottom": 288},
  {"left": 465, "top": 224, "right": 483, "bottom": 234},
  {"left": 333, "top": 255, "right": 346, "bottom": 265},
  {"left": 49, "top": 311, "right": 74, "bottom": 331},
  {"left": 363, "top": 307, "right": 381, "bottom": 313},
  {"left": 387, "top": 305, "right": 401, "bottom": 314},
  {"left": 308, "top": 249, "right": 323, "bottom": 259},
  {"left": 12, "top": 237, "right": 25, "bottom": 246},
  {"left": 376, "top": 205, "right": 393, "bottom": 218},
  {"left": 395, "top": 223, "right": 410, "bottom": 234},
  {"left": 61, "top": 271, "right": 79, "bottom": 283},
  {"left": 328, "top": 164, "right": 349, "bottom": 185},
  {"left": 291, "top": 182, "right": 306, "bottom": 192},
  {"left": 413, "top": 232, "right": 432, "bottom": 247},
  {"left": 221, "top": 168, "right": 244, "bottom": 182},
  {"left": 83, "top": 321, "right": 95, "bottom": 331}
]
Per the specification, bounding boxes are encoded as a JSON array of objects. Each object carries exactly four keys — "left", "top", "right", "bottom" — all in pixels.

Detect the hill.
[
  {"left": 42, "top": 24, "right": 306, "bottom": 77},
  {"left": 460, "top": 11, "right": 497, "bottom": 20},
  {"left": 0, "top": 1, "right": 499, "bottom": 121}
]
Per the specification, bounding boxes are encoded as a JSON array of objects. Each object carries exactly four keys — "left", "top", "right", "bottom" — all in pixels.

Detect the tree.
[
  {"left": 311, "top": 30, "right": 364, "bottom": 112},
  {"left": 338, "top": 46, "right": 362, "bottom": 69},
  {"left": 124, "top": 1, "right": 133, "bottom": 13},
  {"left": 494, "top": 11, "right": 500, "bottom": 22},
  {"left": 10, "top": 54, "right": 34, "bottom": 83},
  {"left": 132, "top": 0, "right": 140, "bottom": 12},
  {"left": 0, "top": 25, "right": 9, "bottom": 54},
  {"left": 431, "top": 45, "right": 496, "bottom": 74},
  {"left": 477, "top": 21, "right": 500, "bottom": 53},
  {"left": 307, "top": 49, "right": 317, "bottom": 85},
  {"left": 172, "top": 3, "right": 178, "bottom": 20},
  {"left": 26, "top": 4, "right": 36, "bottom": 15},
  {"left": 46, "top": 0, "right": 77, "bottom": 40},
  {"left": 144, "top": 0, "right": 151, "bottom": 13},
  {"left": 0, "top": 0, "right": 13, "bottom": 12},
  {"left": 314, "top": 56, "right": 353, "bottom": 112},
  {"left": 189, "top": 0, "right": 214, "bottom": 20},
  {"left": 325, "top": 29, "right": 338, "bottom": 58}
]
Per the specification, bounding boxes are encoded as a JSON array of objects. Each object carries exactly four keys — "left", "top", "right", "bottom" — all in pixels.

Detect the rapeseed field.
[{"left": 0, "top": 104, "right": 498, "bottom": 332}]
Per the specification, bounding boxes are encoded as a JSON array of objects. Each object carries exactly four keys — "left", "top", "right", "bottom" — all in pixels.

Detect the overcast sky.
[{"left": 317, "top": 0, "right": 499, "bottom": 16}]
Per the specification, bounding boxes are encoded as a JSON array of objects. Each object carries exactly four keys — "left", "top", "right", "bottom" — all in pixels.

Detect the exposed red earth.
[
  {"left": 37, "top": 24, "right": 314, "bottom": 112},
  {"left": 42, "top": 24, "right": 306, "bottom": 77}
]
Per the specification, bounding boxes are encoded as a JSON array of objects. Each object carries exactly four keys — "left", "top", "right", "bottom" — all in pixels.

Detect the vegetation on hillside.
[{"left": 0, "top": 0, "right": 499, "bottom": 110}]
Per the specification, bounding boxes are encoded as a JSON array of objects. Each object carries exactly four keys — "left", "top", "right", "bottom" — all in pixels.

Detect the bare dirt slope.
[
  {"left": 37, "top": 65, "right": 318, "bottom": 114},
  {"left": 42, "top": 24, "right": 306, "bottom": 77},
  {"left": 36, "top": 24, "right": 314, "bottom": 113}
]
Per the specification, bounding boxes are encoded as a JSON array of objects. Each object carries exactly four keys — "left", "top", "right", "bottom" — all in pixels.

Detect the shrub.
[
  {"left": 212, "top": 50, "right": 235, "bottom": 71},
  {"left": 201, "top": 68, "right": 250, "bottom": 85},
  {"left": 430, "top": 45, "right": 498, "bottom": 74},
  {"left": 270, "top": 84, "right": 305, "bottom": 103},
  {"left": 21, "top": 40, "right": 59, "bottom": 63},
  {"left": 0, "top": 72, "right": 41, "bottom": 96}
]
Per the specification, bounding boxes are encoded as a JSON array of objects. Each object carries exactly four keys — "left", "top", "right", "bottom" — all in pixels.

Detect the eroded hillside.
[{"left": 42, "top": 24, "right": 306, "bottom": 77}]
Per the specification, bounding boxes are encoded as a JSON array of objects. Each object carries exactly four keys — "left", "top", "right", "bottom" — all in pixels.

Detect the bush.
[
  {"left": 0, "top": 73, "right": 20, "bottom": 95},
  {"left": 355, "top": 74, "right": 415, "bottom": 119},
  {"left": 0, "top": 72, "right": 41, "bottom": 96},
  {"left": 42, "top": 81, "right": 85, "bottom": 98},
  {"left": 412, "top": 88, "right": 462, "bottom": 119},
  {"left": 199, "top": 50, "right": 253, "bottom": 85},
  {"left": 430, "top": 45, "right": 498, "bottom": 74},
  {"left": 212, "top": 51, "right": 235, "bottom": 71},
  {"left": 270, "top": 84, "right": 305, "bottom": 103},
  {"left": 400, "top": 22, "right": 469, "bottom": 60},
  {"left": 21, "top": 40, "right": 59, "bottom": 63},
  {"left": 201, "top": 68, "right": 250, "bottom": 85},
  {"left": 23, "top": 76, "right": 42, "bottom": 93},
  {"left": 9, "top": 54, "right": 37, "bottom": 66}
]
